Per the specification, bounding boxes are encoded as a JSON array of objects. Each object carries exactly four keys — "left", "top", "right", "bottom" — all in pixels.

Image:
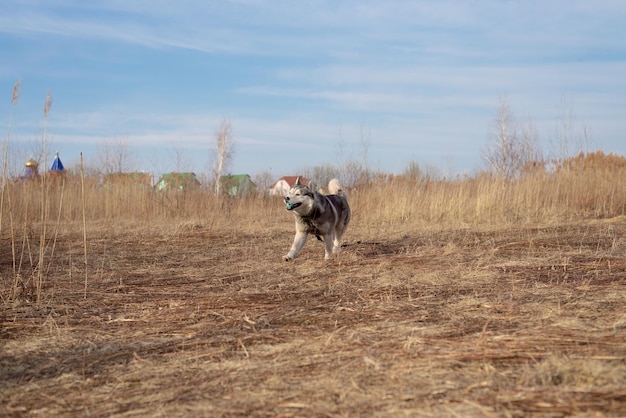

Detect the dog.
[{"left": 283, "top": 177, "right": 351, "bottom": 261}]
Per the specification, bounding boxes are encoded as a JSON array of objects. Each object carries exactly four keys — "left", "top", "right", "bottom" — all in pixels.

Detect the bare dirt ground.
[{"left": 2, "top": 217, "right": 626, "bottom": 417}]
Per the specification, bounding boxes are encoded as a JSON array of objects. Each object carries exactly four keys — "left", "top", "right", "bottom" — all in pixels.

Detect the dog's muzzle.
[{"left": 284, "top": 197, "right": 301, "bottom": 210}]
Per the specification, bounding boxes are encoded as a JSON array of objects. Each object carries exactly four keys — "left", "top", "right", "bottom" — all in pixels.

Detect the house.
[
  {"left": 155, "top": 172, "right": 201, "bottom": 191},
  {"left": 269, "top": 176, "right": 312, "bottom": 196},
  {"left": 49, "top": 151, "right": 65, "bottom": 177},
  {"left": 22, "top": 157, "right": 39, "bottom": 179},
  {"left": 218, "top": 174, "right": 256, "bottom": 196}
]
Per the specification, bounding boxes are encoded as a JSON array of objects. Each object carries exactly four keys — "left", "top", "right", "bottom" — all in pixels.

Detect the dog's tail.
[{"left": 327, "top": 178, "right": 347, "bottom": 197}]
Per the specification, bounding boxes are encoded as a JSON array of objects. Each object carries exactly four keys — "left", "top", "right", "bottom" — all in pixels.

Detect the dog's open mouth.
[{"left": 285, "top": 201, "right": 302, "bottom": 210}]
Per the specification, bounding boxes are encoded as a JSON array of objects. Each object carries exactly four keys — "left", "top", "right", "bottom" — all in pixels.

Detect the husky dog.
[{"left": 283, "top": 177, "right": 351, "bottom": 261}]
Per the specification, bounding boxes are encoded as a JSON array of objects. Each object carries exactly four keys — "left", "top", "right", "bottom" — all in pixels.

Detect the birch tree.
[
  {"left": 482, "top": 97, "right": 541, "bottom": 178},
  {"left": 482, "top": 97, "right": 518, "bottom": 178},
  {"left": 212, "top": 118, "right": 234, "bottom": 195}
]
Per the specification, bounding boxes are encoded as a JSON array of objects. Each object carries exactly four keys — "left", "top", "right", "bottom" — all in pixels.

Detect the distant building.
[
  {"left": 23, "top": 157, "right": 39, "bottom": 179},
  {"left": 269, "top": 176, "right": 312, "bottom": 196},
  {"left": 218, "top": 174, "right": 256, "bottom": 196},
  {"left": 155, "top": 172, "right": 201, "bottom": 191},
  {"left": 49, "top": 151, "right": 65, "bottom": 177}
]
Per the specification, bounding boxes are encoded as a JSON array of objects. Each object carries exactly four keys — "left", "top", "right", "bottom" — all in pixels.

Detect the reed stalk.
[
  {"left": 46, "top": 173, "right": 65, "bottom": 276},
  {"left": 2, "top": 80, "right": 21, "bottom": 299},
  {"left": 36, "top": 90, "right": 53, "bottom": 304},
  {"left": 80, "top": 152, "right": 88, "bottom": 299}
]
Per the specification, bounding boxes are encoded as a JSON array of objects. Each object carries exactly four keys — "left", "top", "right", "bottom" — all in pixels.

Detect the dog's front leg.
[{"left": 284, "top": 231, "right": 308, "bottom": 261}]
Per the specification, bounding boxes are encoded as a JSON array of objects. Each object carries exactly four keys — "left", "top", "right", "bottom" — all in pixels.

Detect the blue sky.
[{"left": 1, "top": 0, "right": 625, "bottom": 179}]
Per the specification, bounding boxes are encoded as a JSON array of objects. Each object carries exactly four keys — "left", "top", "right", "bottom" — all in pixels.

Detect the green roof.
[
  {"left": 156, "top": 172, "right": 200, "bottom": 191},
  {"left": 219, "top": 174, "right": 256, "bottom": 196}
]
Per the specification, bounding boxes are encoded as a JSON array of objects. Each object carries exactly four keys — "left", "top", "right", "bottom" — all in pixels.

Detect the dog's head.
[{"left": 283, "top": 177, "right": 314, "bottom": 215}]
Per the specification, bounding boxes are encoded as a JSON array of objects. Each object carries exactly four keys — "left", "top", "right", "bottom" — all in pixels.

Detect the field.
[{"left": 1, "top": 172, "right": 626, "bottom": 417}]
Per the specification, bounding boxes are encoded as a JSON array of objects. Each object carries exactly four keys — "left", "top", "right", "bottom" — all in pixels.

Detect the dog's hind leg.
[
  {"left": 324, "top": 232, "right": 337, "bottom": 260},
  {"left": 332, "top": 234, "right": 342, "bottom": 254},
  {"left": 333, "top": 210, "right": 350, "bottom": 255},
  {"left": 332, "top": 224, "right": 346, "bottom": 254},
  {"left": 284, "top": 231, "right": 308, "bottom": 261}
]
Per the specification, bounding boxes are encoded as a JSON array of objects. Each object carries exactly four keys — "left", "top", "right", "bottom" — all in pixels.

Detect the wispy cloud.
[
  {"left": 1, "top": 0, "right": 625, "bottom": 175},
  {"left": 3, "top": 0, "right": 625, "bottom": 68}
]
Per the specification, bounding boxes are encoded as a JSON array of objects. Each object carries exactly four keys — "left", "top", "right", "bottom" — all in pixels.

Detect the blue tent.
[{"left": 50, "top": 152, "right": 64, "bottom": 173}]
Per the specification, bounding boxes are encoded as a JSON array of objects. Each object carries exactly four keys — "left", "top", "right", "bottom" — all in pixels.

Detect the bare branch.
[{"left": 96, "top": 138, "right": 137, "bottom": 175}]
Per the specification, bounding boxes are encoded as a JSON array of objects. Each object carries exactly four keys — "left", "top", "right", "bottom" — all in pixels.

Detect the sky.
[{"left": 1, "top": 0, "right": 625, "bottom": 180}]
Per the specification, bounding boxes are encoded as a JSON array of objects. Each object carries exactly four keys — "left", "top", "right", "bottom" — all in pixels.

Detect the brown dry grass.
[{"left": 2, "top": 171, "right": 626, "bottom": 417}]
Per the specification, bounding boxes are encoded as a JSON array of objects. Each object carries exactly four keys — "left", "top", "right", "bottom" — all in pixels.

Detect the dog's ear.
[{"left": 295, "top": 176, "right": 301, "bottom": 185}]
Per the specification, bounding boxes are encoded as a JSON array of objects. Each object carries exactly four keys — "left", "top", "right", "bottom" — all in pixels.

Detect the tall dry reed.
[
  {"left": 80, "top": 153, "right": 88, "bottom": 299},
  {"left": 2, "top": 150, "right": 625, "bottom": 303},
  {"left": 352, "top": 156, "right": 626, "bottom": 233},
  {"left": 35, "top": 90, "right": 53, "bottom": 303},
  {"left": 3, "top": 156, "right": 625, "bottom": 232},
  {"left": 1, "top": 80, "right": 21, "bottom": 299}
]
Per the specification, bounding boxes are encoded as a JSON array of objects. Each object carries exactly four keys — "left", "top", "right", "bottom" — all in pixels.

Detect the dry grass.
[
  {"left": 2, "top": 79, "right": 624, "bottom": 415},
  {"left": 2, "top": 171, "right": 626, "bottom": 417}
]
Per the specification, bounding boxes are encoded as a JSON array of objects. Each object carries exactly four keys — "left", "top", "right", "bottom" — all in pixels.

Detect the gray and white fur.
[{"left": 283, "top": 177, "right": 351, "bottom": 261}]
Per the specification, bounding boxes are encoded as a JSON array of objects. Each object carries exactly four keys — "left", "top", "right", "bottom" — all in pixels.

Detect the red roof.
[{"left": 270, "top": 175, "right": 310, "bottom": 189}]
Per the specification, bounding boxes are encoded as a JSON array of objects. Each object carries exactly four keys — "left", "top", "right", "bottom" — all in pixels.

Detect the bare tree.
[
  {"left": 482, "top": 97, "right": 518, "bottom": 178},
  {"left": 3, "top": 137, "right": 47, "bottom": 178},
  {"left": 212, "top": 118, "right": 234, "bottom": 196},
  {"left": 553, "top": 95, "right": 592, "bottom": 161},
  {"left": 358, "top": 123, "right": 372, "bottom": 185},
  {"left": 96, "top": 137, "right": 136, "bottom": 175},
  {"left": 332, "top": 123, "right": 372, "bottom": 187},
  {"left": 482, "top": 97, "right": 542, "bottom": 179},
  {"left": 302, "top": 164, "right": 341, "bottom": 188},
  {"left": 518, "top": 117, "right": 543, "bottom": 172},
  {"left": 171, "top": 139, "right": 193, "bottom": 173},
  {"left": 252, "top": 169, "right": 274, "bottom": 195}
]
